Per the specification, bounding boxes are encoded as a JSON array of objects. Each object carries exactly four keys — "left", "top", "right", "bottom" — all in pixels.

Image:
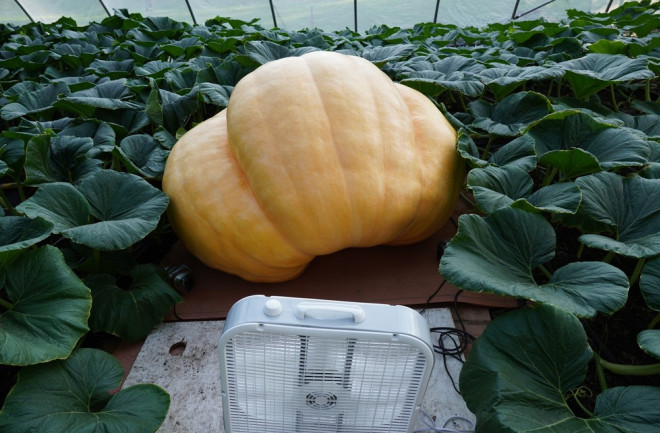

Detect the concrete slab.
[{"left": 121, "top": 308, "right": 475, "bottom": 433}]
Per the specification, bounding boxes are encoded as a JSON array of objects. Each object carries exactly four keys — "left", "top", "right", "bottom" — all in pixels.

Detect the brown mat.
[{"left": 160, "top": 197, "right": 517, "bottom": 321}]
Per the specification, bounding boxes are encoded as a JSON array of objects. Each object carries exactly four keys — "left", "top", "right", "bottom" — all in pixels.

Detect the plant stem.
[
  {"left": 0, "top": 189, "right": 18, "bottom": 216},
  {"left": 602, "top": 251, "right": 616, "bottom": 264},
  {"left": 577, "top": 243, "right": 585, "bottom": 260},
  {"left": 92, "top": 248, "right": 101, "bottom": 273},
  {"left": 14, "top": 178, "right": 26, "bottom": 202},
  {"left": 646, "top": 79, "right": 652, "bottom": 102},
  {"left": 542, "top": 166, "right": 558, "bottom": 187},
  {"left": 598, "top": 357, "right": 660, "bottom": 376},
  {"left": 649, "top": 312, "right": 660, "bottom": 330},
  {"left": 570, "top": 390, "right": 594, "bottom": 418},
  {"left": 537, "top": 264, "right": 553, "bottom": 280},
  {"left": 459, "top": 191, "right": 476, "bottom": 210},
  {"left": 593, "top": 353, "right": 608, "bottom": 391},
  {"left": 610, "top": 84, "right": 619, "bottom": 112},
  {"left": 629, "top": 258, "right": 646, "bottom": 287},
  {"left": 480, "top": 135, "right": 493, "bottom": 160},
  {"left": 458, "top": 93, "right": 467, "bottom": 112},
  {"left": 0, "top": 297, "right": 14, "bottom": 310}
]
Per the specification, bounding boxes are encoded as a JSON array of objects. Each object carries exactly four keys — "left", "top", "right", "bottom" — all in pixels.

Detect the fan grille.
[{"left": 223, "top": 331, "right": 429, "bottom": 433}]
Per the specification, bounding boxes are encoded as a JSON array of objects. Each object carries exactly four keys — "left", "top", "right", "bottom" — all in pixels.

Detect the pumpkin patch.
[{"left": 162, "top": 50, "right": 464, "bottom": 282}]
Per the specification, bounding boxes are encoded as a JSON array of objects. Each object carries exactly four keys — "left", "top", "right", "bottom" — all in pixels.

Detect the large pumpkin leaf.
[
  {"left": 145, "top": 82, "right": 198, "bottom": 134},
  {"left": 0, "top": 216, "right": 53, "bottom": 254},
  {"left": 0, "top": 246, "right": 90, "bottom": 366},
  {"left": 114, "top": 134, "right": 168, "bottom": 179},
  {"left": 86, "top": 264, "right": 182, "bottom": 342},
  {"left": 398, "top": 56, "right": 486, "bottom": 97},
  {"left": 0, "top": 82, "right": 70, "bottom": 121},
  {"left": 85, "top": 59, "right": 135, "bottom": 79},
  {"left": 460, "top": 304, "right": 660, "bottom": 433},
  {"left": 468, "top": 91, "right": 553, "bottom": 136},
  {"left": 16, "top": 170, "right": 169, "bottom": 250},
  {"left": 559, "top": 53, "right": 655, "bottom": 99},
  {"left": 457, "top": 132, "right": 537, "bottom": 171},
  {"left": 637, "top": 330, "right": 660, "bottom": 360},
  {"left": 577, "top": 172, "right": 660, "bottom": 258},
  {"left": 478, "top": 66, "right": 563, "bottom": 100},
  {"left": 527, "top": 110, "right": 650, "bottom": 174},
  {"left": 439, "top": 206, "right": 629, "bottom": 317},
  {"left": 59, "top": 120, "right": 117, "bottom": 156},
  {"left": 24, "top": 134, "right": 103, "bottom": 185},
  {"left": 54, "top": 79, "right": 143, "bottom": 117},
  {"left": 640, "top": 256, "right": 660, "bottom": 311},
  {"left": 0, "top": 348, "right": 170, "bottom": 433},
  {"left": 467, "top": 165, "right": 580, "bottom": 214}
]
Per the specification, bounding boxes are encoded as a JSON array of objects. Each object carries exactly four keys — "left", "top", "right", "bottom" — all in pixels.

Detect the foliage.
[{"left": 0, "top": 0, "right": 659, "bottom": 431}]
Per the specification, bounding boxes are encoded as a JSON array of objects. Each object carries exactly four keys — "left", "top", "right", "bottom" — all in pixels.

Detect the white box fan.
[{"left": 218, "top": 295, "right": 434, "bottom": 433}]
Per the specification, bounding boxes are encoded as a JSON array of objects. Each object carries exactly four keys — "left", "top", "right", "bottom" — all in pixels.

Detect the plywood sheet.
[{"left": 160, "top": 197, "right": 516, "bottom": 321}]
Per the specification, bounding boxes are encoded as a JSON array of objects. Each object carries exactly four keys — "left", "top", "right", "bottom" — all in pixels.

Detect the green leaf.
[
  {"left": 577, "top": 172, "right": 660, "bottom": 259},
  {"left": 460, "top": 304, "right": 660, "bottom": 433},
  {"left": 520, "top": 182, "right": 582, "bottom": 214},
  {"left": 399, "top": 56, "right": 486, "bottom": 98},
  {"left": 17, "top": 170, "right": 169, "bottom": 250},
  {"left": 198, "top": 82, "right": 232, "bottom": 107},
  {"left": 527, "top": 110, "right": 650, "bottom": 173},
  {"left": 457, "top": 132, "right": 537, "bottom": 171},
  {"left": 469, "top": 91, "right": 553, "bottom": 136},
  {"left": 54, "top": 79, "right": 142, "bottom": 116},
  {"left": 468, "top": 164, "right": 581, "bottom": 215},
  {"left": 0, "top": 246, "right": 91, "bottom": 365},
  {"left": 559, "top": 53, "right": 655, "bottom": 99},
  {"left": 440, "top": 207, "right": 629, "bottom": 317},
  {"left": 87, "top": 264, "right": 182, "bottom": 341},
  {"left": 85, "top": 58, "right": 135, "bottom": 79},
  {"left": 0, "top": 82, "right": 70, "bottom": 121},
  {"left": 16, "top": 182, "right": 91, "bottom": 232},
  {"left": 0, "top": 216, "right": 53, "bottom": 254},
  {"left": 0, "top": 348, "right": 170, "bottom": 432},
  {"left": 638, "top": 329, "right": 660, "bottom": 360},
  {"left": 478, "top": 65, "right": 564, "bottom": 99},
  {"left": 360, "top": 44, "right": 416, "bottom": 68},
  {"left": 60, "top": 120, "right": 117, "bottom": 156},
  {"left": 488, "top": 134, "right": 537, "bottom": 171},
  {"left": 24, "top": 134, "right": 102, "bottom": 185},
  {"left": 468, "top": 165, "right": 532, "bottom": 213},
  {"left": 115, "top": 134, "right": 168, "bottom": 179},
  {"left": 640, "top": 256, "right": 660, "bottom": 311},
  {"left": 539, "top": 148, "right": 603, "bottom": 179},
  {"left": 146, "top": 82, "right": 199, "bottom": 134}
]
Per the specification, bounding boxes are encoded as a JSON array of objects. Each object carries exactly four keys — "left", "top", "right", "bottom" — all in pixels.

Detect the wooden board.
[{"left": 160, "top": 197, "right": 517, "bottom": 321}]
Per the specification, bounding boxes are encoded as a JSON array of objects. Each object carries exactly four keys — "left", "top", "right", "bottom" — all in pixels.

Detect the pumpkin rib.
[
  {"left": 389, "top": 83, "right": 464, "bottom": 245},
  {"left": 164, "top": 111, "right": 313, "bottom": 281},
  {"left": 299, "top": 55, "right": 355, "bottom": 244},
  {"left": 363, "top": 63, "right": 424, "bottom": 245}
]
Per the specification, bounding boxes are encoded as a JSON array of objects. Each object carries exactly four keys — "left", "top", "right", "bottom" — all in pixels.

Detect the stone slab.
[{"left": 121, "top": 308, "right": 475, "bottom": 433}]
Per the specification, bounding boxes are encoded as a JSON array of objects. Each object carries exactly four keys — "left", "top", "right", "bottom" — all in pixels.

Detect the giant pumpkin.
[{"left": 162, "top": 51, "right": 464, "bottom": 282}]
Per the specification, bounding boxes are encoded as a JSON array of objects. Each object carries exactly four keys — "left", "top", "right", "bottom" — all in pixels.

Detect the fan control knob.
[{"left": 263, "top": 299, "right": 283, "bottom": 317}]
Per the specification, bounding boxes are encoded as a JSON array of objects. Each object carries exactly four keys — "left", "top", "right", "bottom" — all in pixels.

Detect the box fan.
[{"left": 218, "top": 295, "right": 434, "bottom": 433}]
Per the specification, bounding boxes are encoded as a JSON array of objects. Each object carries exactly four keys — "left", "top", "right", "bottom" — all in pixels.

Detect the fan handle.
[{"left": 295, "top": 301, "right": 366, "bottom": 323}]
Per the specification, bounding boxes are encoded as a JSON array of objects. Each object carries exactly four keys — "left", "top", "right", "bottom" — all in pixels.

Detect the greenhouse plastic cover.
[{"left": 1, "top": 0, "right": 653, "bottom": 32}]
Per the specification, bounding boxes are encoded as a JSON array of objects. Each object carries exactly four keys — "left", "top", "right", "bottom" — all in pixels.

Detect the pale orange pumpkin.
[{"left": 162, "top": 51, "right": 464, "bottom": 282}]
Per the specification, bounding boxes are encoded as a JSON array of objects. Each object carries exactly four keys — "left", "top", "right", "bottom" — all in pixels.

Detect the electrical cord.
[
  {"left": 422, "top": 283, "right": 476, "bottom": 395},
  {"left": 414, "top": 410, "right": 475, "bottom": 433}
]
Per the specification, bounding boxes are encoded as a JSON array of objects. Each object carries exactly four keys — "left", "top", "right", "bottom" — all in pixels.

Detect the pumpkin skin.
[{"left": 162, "top": 51, "right": 464, "bottom": 282}]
